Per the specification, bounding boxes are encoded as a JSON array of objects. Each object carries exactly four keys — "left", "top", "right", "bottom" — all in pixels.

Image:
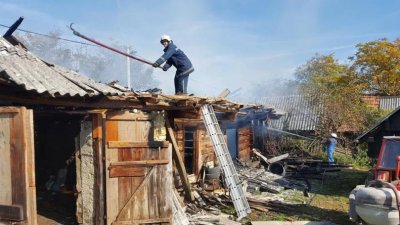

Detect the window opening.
[{"left": 184, "top": 127, "right": 196, "bottom": 174}]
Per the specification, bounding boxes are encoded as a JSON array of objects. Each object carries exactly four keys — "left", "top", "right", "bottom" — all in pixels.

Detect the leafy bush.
[
  {"left": 352, "top": 144, "right": 372, "bottom": 169},
  {"left": 334, "top": 153, "right": 353, "bottom": 164}
]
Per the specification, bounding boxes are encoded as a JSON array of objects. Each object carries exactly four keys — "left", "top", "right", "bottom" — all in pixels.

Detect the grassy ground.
[{"left": 244, "top": 168, "right": 370, "bottom": 224}]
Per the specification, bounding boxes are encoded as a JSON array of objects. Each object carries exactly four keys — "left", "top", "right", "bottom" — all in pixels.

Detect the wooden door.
[
  {"left": 0, "top": 107, "right": 36, "bottom": 224},
  {"left": 105, "top": 111, "right": 172, "bottom": 225}
]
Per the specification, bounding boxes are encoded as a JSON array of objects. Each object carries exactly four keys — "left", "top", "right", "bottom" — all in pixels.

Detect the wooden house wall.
[
  {"left": 175, "top": 124, "right": 216, "bottom": 175},
  {"left": 174, "top": 119, "right": 255, "bottom": 174},
  {"left": 198, "top": 129, "right": 216, "bottom": 172},
  {"left": 238, "top": 126, "right": 252, "bottom": 161}
]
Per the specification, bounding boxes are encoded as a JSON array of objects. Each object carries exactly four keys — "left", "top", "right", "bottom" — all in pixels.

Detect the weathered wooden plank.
[
  {"left": 194, "top": 130, "right": 200, "bottom": 175},
  {"left": 118, "top": 146, "right": 133, "bottom": 220},
  {"left": 0, "top": 204, "right": 23, "bottom": 221},
  {"left": 131, "top": 121, "right": 151, "bottom": 220},
  {"left": 112, "top": 217, "right": 171, "bottom": 225},
  {"left": 109, "top": 166, "right": 147, "bottom": 178},
  {"left": 165, "top": 118, "right": 194, "bottom": 201},
  {"left": 115, "top": 168, "right": 155, "bottom": 221},
  {"left": 10, "top": 108, "right": 27, "bottom": 220},
  {"left": 0, "top": 107, "right": 19, "bottom": 113},
  {"left": 118, "top": 120, "right": 139, "bottom": 221},
  {"left": 92, "top": 113, "right": 105, "bottom": 225},
  {"left": 25, "top": 109, "right": 37, "bottom": 225},
  {"left": 0, "top": 114, "right": 11, "bottom": 205},
  {"left": 108, "top": 141, "right": 169, "bottom": 148},
  {"left": 157, "top": 144, "right": 172, "bottom": 219},
  {"left": 110, "top": 160, "right": 169, "bottom": 167},
  {"left": 107, "top": 111, "right": 151, "bottom": 121},
  {"left": 106, "top": 119, "right": 119, "bottom": 225}
]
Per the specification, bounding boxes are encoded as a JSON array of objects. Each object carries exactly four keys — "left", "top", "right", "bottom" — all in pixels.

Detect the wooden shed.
[
  {"left": 0, "top": 37, "right": 243, "bottom": 225},
  {"left": 355, "top": 106, "right": 400, "bottom": 158}
]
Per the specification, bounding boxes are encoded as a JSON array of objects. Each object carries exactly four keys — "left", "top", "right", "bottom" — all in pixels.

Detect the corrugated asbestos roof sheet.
[
  {"left": 379, "top": 96, "right": 400, "bottom": 110},
  {"left": 0, "top": 37, "right": 125, "bottom": 97},
  {"left": 257, "top": 95, "right": 321, "bottom": 131}
]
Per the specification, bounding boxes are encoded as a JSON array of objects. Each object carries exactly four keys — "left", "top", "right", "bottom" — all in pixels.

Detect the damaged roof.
[
  {"left": 257, "top": 95, "right": 321, "bottom": 131},
  {"left": 0, "top": 37, "right": 125, "bottom": 97},
  {"left": 0, "top": 37, "right": 248, "bottom": 112}
]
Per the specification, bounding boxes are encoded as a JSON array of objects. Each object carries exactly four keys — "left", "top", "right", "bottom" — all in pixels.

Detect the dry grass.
[{"left": 245, "top": 168, "right": 369, "bottom": 224}]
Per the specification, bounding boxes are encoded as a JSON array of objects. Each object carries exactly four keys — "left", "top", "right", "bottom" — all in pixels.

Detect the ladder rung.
[{"left": 201, "top": 105, "right": 250, "bottom": 219}]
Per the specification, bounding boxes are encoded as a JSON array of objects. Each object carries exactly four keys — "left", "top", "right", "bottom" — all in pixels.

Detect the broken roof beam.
[
  {"left": 252, "top": 148, "right": 289, "bottom": 164},
  {"left": 218, "top": 88, "right": 230, "bottom": 98},
  {"left": 3, "top": 17, "right": 24, "bottom": 37}
]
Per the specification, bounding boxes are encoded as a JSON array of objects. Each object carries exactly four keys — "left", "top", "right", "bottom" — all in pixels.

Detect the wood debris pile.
[
  {"left": 179, "top": 149, "right": 350, "bottom": 224},
  {"left": 181, "top": 161, "right": 314, "bottom": 224}
]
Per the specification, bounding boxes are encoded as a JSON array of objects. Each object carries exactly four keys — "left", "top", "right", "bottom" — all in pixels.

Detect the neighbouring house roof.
[
  {"left": 361, "top": 95, "right": 400, "bottom": 110},
  {"left": 257, "top": 95, "right": 321, "bottom": 131},
  {"left": 0, "top": 37, "right": 125, "bottom": 98},
  {"left": 258, "top": 95, "right": 400, "bottom": 133},
  {"left": 379, "top": 96, "right": 400, "bottom": 110}
]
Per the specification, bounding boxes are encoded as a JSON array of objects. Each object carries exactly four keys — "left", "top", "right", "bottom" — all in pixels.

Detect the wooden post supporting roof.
[{"left": 165, "top": 118, "right": 194, "bottom": 201}]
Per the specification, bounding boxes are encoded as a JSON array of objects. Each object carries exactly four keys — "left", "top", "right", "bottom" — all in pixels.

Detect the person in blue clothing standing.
[
  {"left": 153, "top": 35, "right": 194, "bottom": 95},
  {"left": 325, "top": 133, "right": 338, "bottom": 164}
]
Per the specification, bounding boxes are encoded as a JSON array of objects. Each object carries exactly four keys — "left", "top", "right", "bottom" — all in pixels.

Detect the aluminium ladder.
[
  {"left": 172, "top": 190, "right": 189, "bottom": 225},
  {"left": 201, "top": 104, "right": 251, "bottom": 220}
]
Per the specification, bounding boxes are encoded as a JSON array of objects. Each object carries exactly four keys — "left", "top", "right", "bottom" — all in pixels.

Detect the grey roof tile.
[
  {"left": 0, "top": 37, "right": 125, "bottom": 97},
  {"left": 257, "top": 95, "right": 321, "bottom": 131}
]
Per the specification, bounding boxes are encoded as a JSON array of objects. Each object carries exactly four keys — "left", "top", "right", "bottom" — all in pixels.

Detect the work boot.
[{"left": 176, "top": 92, "right": 186, "bottom": 96}]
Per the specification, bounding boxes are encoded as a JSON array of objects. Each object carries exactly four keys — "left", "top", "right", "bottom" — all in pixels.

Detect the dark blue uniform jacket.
[{"left": 155, "top": 42, "right": 194, "bottom": 76}]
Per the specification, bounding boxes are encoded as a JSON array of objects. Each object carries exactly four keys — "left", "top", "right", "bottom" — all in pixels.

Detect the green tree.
[
  {"left": 295, "top": 54, "right": 376, "bottom": 138},
  {"left": 351, "top": 38, "right": 400, "bottom": 95}
]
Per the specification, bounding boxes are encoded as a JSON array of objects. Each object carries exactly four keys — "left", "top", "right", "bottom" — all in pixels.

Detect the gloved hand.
[
  {"left": 152, "top": 62, "right": 160, "bottom": 68},
  {"left": 162, "top": 67, "right": 168, "bottom": 71}
]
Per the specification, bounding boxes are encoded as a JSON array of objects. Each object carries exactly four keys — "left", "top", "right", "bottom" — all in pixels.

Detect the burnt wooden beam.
[{"left": 3, "top": 17, "right": 24, "bottom": 37}]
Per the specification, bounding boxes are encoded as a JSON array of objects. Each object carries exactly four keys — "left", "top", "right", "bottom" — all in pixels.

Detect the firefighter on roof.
[{"left": 153, "top": 35, "right": 194, "bottom": 95}]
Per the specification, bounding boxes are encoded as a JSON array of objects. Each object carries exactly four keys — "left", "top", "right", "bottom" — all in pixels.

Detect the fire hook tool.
[{"left": 69, "top": 23, "right": 162, "bottom": 69}]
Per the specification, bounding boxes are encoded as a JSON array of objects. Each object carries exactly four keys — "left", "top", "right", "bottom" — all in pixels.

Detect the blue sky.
[{"left": 1, "top": 0, "right": 400, "bottom": 101}]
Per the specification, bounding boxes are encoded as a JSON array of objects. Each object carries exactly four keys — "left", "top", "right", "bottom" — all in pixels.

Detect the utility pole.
[{"left": 126, "top": 47, "right": 131, "bottom": 90}]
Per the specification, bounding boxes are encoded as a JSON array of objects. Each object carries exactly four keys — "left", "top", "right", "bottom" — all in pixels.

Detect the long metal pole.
[
  {"left": 69, "top": 23, "right": 162, "bottom": 68},
  {"left": 126, "top": 47, "right": 131, "bottom": 90}
]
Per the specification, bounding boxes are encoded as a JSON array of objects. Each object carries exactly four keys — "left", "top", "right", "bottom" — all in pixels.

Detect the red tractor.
[{"left": 349, "top": 136, "right": 400, "bottom": 225}]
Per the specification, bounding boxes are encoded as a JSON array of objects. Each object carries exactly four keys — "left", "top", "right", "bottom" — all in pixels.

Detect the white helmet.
[
  {"left": 331, "top": 133, "right": 337, "bottom": 138},
  {"left": 160, "top": 34, "right": 172, "bottom": 43}
]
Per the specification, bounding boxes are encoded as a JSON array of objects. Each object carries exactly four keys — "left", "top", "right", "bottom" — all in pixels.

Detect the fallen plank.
[
  {"left": 252, "top": 148, "right": 290, "bottom": 164},
  {"left": 267, "top": 153, "right": 289, "bottom": 164},
  {"left": 166, "top": 117, "right": 194, "bottom": 201}
]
